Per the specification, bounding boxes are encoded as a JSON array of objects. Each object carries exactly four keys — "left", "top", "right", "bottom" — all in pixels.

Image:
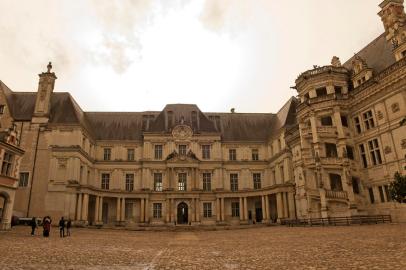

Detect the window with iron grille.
[
  {"left": 153, "top": 203, "right": 162, "bottom": 218},
  {"left": 230, "top": 173, "right": 238, "bottom": 191},
  {"left": 203, "top": 173, "right": 211, "bottom": 191},
  {"left": 127, "top": 149, "right": 135, "bottom": 161},
  {"left": 202, "top": 145, "right": 211, "bottom": 159},
  {"left": 154, "top": 145, "right": 163, "bottom": 160},
  {"left": 125, "top": 174, "right": 134, "bottom": 191},
  {"left": 231, "top": 202, "right": 240, "bottom": 217},
  {"left": 154, "top": 173, "right": 163, "bottom": 192},
  {"left": 362, "top": 110, "right": 375, "bottom": 130},
  {"left": 178, "top": 173, "right": 187, "bottom": 191},
  {"left": 103, "top": 148, "right": 111, "bottom": 161},
  {"left": 252, "top": 149, "right": 259, "bottom": 161},
  {"left": 203, "top": 202, "right": 212, "bottom": 218},
  {"left": 101, "top": 173, "right": 110, "bottom": 189},
  {"left": 368, "top": 138, "right": 382, "bottom": 165},
  {"left": 1, "top": 152, "right": 13, "bottom": 176},
  {"left": 229, "top": 149, "right": 236, "bottom": 161},
  {"left": 253, "top": 173, "right": 261, "bottom": 189},
  {"left": 19, "top": 172, "right": 29, "bottom": 187}
]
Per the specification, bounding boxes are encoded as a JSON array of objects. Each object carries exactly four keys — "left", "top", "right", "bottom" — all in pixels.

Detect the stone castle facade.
[{"left": 0, "top": 0, "right": 405, "bottom": 228}]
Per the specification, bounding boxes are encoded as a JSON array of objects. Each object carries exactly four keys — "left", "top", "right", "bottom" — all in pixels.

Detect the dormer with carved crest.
[{"left": 351, "top": 55, "right": 373, "bottom": 88}]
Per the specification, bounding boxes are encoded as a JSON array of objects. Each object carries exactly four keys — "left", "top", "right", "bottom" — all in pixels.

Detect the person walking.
[
  {"left": 66, "top": 219, "right": 71, "bottom": 236},
  {"left": 30, "top": 217, "right": 37, "bottom": 236},
  {"left": 59, "top": 217, "right": 65, "bottom": 238},
  {"left": 43, "top": 216, "right": 52, "bottom": 237}
]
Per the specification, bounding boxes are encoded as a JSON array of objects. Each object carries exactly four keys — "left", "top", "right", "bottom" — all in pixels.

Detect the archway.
[
  {"left": 177, "top": 202, "right": 188, "bottom": 224},
  {"left": 0, "top": 191, "right": 11, "bottom": 230}
]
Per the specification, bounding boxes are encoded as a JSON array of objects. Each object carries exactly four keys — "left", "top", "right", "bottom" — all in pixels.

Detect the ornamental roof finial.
[{"left": 47, "top": 62, "right": 52, "bottom": 73}]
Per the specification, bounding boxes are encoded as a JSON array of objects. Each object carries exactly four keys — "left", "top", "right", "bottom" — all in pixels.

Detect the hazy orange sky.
[{"left": 0, "top": 0, "right": 384, "bottom": 113}]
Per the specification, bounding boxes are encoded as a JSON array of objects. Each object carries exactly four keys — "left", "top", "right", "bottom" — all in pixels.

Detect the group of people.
[{"left": 30, "top": 216, "right": 72, "bottom": 237}]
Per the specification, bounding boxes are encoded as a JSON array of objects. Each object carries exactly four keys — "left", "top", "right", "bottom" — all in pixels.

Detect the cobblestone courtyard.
[{"left": 0, "top": 224, "right": 405, "bottom": 270}]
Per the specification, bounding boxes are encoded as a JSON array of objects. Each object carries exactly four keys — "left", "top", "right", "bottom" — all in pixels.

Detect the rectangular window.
[
  {"left": 178, "top": 173, "right": 187, "bottom": 191},
  {"left": 346, "top": 145, "right": 354, "bottom": 160},
  {"left": 127, "top": 149, "right": 135, "bottom": 161},
  {"left": 203, "top": 173, "right": 211, "bottom": 191},
  {"left": 325, "top": 143, "right": 338, "bottom": 158},
  {"left": 0, "top": 105, "right": 4, "bottom": 114},
  {"left": 316, "top": 87, "right": 327, "bottom": 97},
  {"left": 253, "top": 173, "right": 261, "bottom": 189},
  {"left": 229, "top": 149, "right": 237, "bottom": 161},
  {"left": 154, "top": 173, "right": 163, "bottom": 192},
  {"left": 363, "top": 110, "right": 375, "bottom": 130},
  {"left": 125, "top": 202, "right": 134, "bottom": 219},
  {"left": 359, "top": 144, "right": 368, "bottom": 168},
  {"left": 252, "top": 149, "right": 259, "bottom": 161},
  {"left": 154, "top": 145, "right": 163, "bottom": 160},
  {"left": 368, "top": 139, "right": 382, "bottom": 165},
  {"left": 334, "top": 86, "right": 342, "bottom": 95},
  {"left": 341, "top": 115, "right": 348, "bottom": 127},
  {"left": 1, "top": 152, "right": 13, "bottom": 176},
  {"left": 203, "top": 202, "right": 212, "bottom": 218},
  {"left": 202, "top": 145, "right": 211, "bottom": 159},
  {"left": 321, "top": 116, "right": 333, "bottom": 126},
  {"left": 280, "top": 165, "right": 284, "bottom": 182},
  {"left": 19, "top": 172, "right": 29, "bottom": 187},
  {"left": 354, "top": 116, "right": 362, "bottom": 134},
  {"left": 103, "top": 148, "right": 111, "bottom": 161},
  {"left": 153, "top": 203, "right": 162, "bottom": 219},
  {"left": 368, "top": 187, "right": 375, "bottom": 204},
  {"left": 352, "top": 177, "right": 360, "bottom": 194},
  {"left": 384, "top": 185, "right": 391, "bottom": 202},
  {"left": 378, "top": 186, "right": 385, "bottom": 203},
  {"left": 329, "top": 174, "right": 343, "bottom": 191},
  {"left": 125, "top": 174, "right": 134, "bottom": 191},
  {"left": 178, "top": 145, "right": 187, "bottom": 155},
  {"left": 231, "top": 202, "right": 240, "bottom": 217},
  {"left": 101, "top": 173, "right": 110, "bottom": 190},
  {"left": 230, "top": 173, "right": 238, "bottom": 191}
]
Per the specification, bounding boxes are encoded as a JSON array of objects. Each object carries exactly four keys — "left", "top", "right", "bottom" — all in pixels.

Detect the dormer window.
[
  {"left": 167, "top": 111, "right": 173, "bottom": 129},
  {"left": 178, "top": 145, "right": 187, "bottom": 155},
  {"left": 191, "top": 111, "right": 198, "bottom": 129}
]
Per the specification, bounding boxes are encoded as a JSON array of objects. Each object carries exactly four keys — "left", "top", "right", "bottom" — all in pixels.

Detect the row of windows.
[
  {"left": 368, "top": 185, "right": 391, "bottom": 204},
  {"left": 359, "top": 138, "right": 382, "bottom": 168},
  {"left": 324, "top": 143, "right": 354, "bottom": 159},
  {"left": 152, "top": 202, "right": 214, "bottom": 219},
  {"left": 320, "top": 114, "right": 348, "bottom": 127},
  {"left": 103, "top": 148, "right": 135, "bottom": 161},
  {"left": 354, "top": 110, "right": 375, "bottom": 134},
  {"left": 99, "top": 173, "right": 263, "bottom": 191}
]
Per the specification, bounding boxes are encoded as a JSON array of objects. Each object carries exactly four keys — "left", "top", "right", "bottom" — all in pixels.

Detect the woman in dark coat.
[{"left": 42, "top": 216, "right": 52, "bottom": 237}]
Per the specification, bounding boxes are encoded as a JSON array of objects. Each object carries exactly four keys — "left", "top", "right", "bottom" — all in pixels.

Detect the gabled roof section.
[
  {"left": 148, "top": 104, "right": 217, "bottom": 133},
  {"left": 274, "top": 96, "right": 298, "bottom": 130},
  {"left": 343, "top": 33, "right": 396, "bottom": 75}
]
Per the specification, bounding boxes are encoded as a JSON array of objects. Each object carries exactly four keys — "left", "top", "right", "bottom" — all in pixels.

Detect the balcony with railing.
[{"left": 326, "top": 190, "right": 348, "bottom": 200}]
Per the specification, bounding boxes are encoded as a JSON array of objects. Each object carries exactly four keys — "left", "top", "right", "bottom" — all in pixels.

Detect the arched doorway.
[
  {"left": 177, "top": 202, "right": 188, "bottom": 224},
  {"left": 0, "top": 191, "right": 11, "bottom": 230}
]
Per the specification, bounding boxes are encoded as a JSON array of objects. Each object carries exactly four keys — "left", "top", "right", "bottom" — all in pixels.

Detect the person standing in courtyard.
[
  {"left": 59, "top": 217, "right": 65, "bottom": 237},
  {"left": 66, "top": 219, "right": 71, "bottom": 236},
  {"left": 30, "top": 217, "right": 37, "bottom": 236},
  {"left": 42, "top": 216, "right": 52, "bottom": 237}
]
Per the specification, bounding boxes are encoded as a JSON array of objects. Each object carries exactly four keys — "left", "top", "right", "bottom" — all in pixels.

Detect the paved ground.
[{"left": 0, "top": 224, "right": 405, "bottom": 270}]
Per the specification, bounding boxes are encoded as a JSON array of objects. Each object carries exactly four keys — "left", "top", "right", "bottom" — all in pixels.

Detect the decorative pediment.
[
  {"left": 352, "top": 55, "right": 368, "bottom": 75},
  {"left": 165, "top": 149, "right": 199, "bottom": 163}
]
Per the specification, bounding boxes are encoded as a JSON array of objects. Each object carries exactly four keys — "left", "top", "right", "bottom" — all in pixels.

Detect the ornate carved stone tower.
[
  {"left": 32, "top": 62, "right": 57, "bottom": 123},
  {"left": 379, "top": 0, "right": 406, "bottom": 60}
]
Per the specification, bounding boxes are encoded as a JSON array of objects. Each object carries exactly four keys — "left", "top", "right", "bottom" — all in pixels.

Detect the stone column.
[
  {"left": 243, "top": 197, "right": 248, "bottom": 222},
  {"left": 76, "top": 193, "right": 82, "bottom": 221},
  {"left": 265, "top": 195, "right": 270, "bottom": 221},
  {"left": 166, "top": 199, "right": 170, "bottom": 223},
  {"left": 121, "top": 197, "right": 126, "bottom": 222},
  {"left": 239, "top": 197, "right": 243, "bottom": 221},
  {"left": 145, "top": 198, "right": 149, "bottom": 223},
  {"left": 116, "top": 197, "right": 121, "bottom": 222},
  {"left": 276, "top": 193, "right": 284, "bottom": 221},
  {"left": 98, "top": 197, "right": 103, "bottom": 222},
  {"left": 288, "top": 192, "right": 296, "bottom": 219},
  {"left": 221, "top": 197, "right": 225, "bottom": 221},
  {"left": 319, "top": 189, "right": 328, "bottom": 218},
  {"left": 81, "top": 193, "right": 89, "bottom": 222},
  {"left": 261, "top": 196, "right": 266, "bottom": 222},
  {"left": 0, "top": 200, "right": 11, "bottom": 230},
  {"left": 283, "top": 192, "right": 289, "bottom": 218},
  {"left": 196, "top": 198, "right": 200, "bottom": 222},
  {"left": 140, "top": 198, "right": 145, "bottom": 223},
  {"left": 94, "top": 196, "right": 100, "bottom": 223},
  {"left": 216, "top": 197, "right": 220, "bottom": 222},
  {"left": 192, "top": 198, "right": 196, "bottom": 222},
  {"left": 170, "top": 198, "right": 174, "bottom": 223}
]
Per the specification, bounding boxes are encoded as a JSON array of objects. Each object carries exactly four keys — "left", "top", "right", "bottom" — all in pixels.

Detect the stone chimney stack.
[
  {"left": 32, "top": 62, "right": 57, "bottom": 123},
  {"left": 378, "top": 0, "right": 406, "bottom": 60}
]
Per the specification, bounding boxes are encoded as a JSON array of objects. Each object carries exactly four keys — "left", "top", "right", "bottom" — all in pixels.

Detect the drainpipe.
[{"left": 26, "top": 126, "right": 41, "bottom": 217}]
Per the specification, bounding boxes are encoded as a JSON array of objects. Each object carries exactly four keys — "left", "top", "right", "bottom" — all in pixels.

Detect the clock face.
[{"left": 172, "top": 125, "right": 193, "bottom": 140}]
